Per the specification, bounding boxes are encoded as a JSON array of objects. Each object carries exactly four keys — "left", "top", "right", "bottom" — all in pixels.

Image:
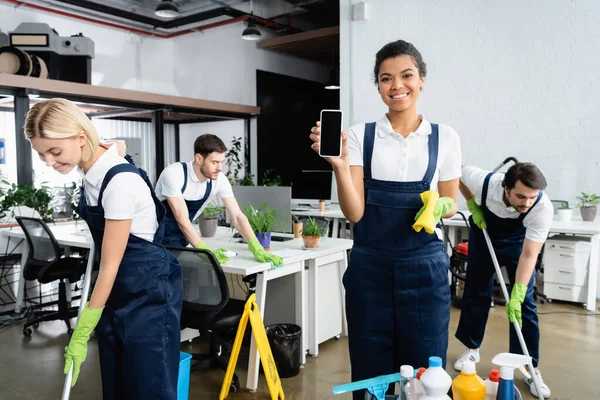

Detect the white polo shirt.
[
  {"left": 347, "top": 115, "right": 462, "bottom": 190},
  {"left": 82, "top": 144, "right": 158, "bottom": 242},
  {"left": 461, "top": 166, "right": 554, "bottom": 243},
  {"left": 155, "top": 161, "right": 234, "bottom": 221}
]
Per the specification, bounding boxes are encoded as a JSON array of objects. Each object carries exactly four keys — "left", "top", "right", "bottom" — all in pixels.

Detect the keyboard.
[
  {"left": 233, "top": 233, "right": 294, "bottom": 242},
  {"left": 271, "top": 235, "right": 294, "bottom": 242}
]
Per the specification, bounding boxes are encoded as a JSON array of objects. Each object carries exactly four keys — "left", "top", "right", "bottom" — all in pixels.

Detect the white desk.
[
  {"left": 1, "top": 220, "right": 95, "bottom": 313},
  {"left": 442, "top": 212, "right": 600, "bottom": 312},
  {"left": 199, "top": 228, "right": 352, "bottom": 391}
]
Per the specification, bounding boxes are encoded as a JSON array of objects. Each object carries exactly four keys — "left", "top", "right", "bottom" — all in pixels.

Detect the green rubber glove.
[
  {"left": 506, "top": 282, "right": 527, "bottom": 328},
  {"left": 64, "top": 303, "right": 103, "bottom": 387},
  {"left": 248, "top": 237, "right": 284, "bottom": 268},
  {"left": 467, "top": 196, "right": 487, "bottom": 229},
  {"left": 196, "top": 240, "right": 230, "bottom": 265},
  {"left": 414, "top": 196, "right": 455, "bottom": 225}
]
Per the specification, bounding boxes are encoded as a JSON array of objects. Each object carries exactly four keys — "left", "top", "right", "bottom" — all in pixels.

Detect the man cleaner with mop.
[{"left": 454, "top": 162, "right": 553, "bottom": 398}]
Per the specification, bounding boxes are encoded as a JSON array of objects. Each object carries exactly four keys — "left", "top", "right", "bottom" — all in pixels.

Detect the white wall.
[
  {"left": 172, "top": 22, "right": 329, "bottom": 104},
  {"left": 0, "top": 3, "right": 177, "bottom": 94},
  {"left": 341, "top": 0, "right": 600, "bottom": 207}
]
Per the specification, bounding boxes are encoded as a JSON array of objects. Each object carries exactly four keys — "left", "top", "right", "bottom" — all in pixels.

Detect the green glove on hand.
[
  {"left": 248, "top": 237, "right": 283, "bottom": 268},
  {"left": 414, "top": 196, "right": 455, "bottom": 225},
  {"left": 196, "top": 240, "right": 230, "bottom": 265},
  {"left": 466, "top": 197, "right": 487, "bottom": 229},
  {"left": 64, "top": 303, "right": 103, "bottom": 387},
  {"left": 506, "top": 282, "right": 527, "bottom": 328}
]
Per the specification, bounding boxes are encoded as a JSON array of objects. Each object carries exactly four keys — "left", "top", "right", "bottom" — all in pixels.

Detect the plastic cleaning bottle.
[
  {"left": 419, "top": 356, "right": 452, "bottom": 400},
  {"left": 403, "top": 367, "right": 424, "bottom": 400},
  {"left": 484, "top": 369, "right": 500, "bottom": 400},
  {"left": 451, "top": 360, "right": 485, "bottom": 400},
  {"left": 491, "top": 353, "right": 532, "bottom": 400},
  {"left": 399, "top": 365, "right": 414, "bottom": 400}
]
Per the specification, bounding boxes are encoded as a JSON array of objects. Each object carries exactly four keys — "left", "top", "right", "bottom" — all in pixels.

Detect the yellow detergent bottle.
[{"left": 452, "top": 360, "right": 486, "bottom": 400}]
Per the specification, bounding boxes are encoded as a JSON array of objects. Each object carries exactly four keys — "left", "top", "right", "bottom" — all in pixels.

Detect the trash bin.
[
  {"left": 177, "top": 352, "right": 192, "bottom": 400},
  {"left": 265, "top": 323, "right": 302, "bottom": 378}
]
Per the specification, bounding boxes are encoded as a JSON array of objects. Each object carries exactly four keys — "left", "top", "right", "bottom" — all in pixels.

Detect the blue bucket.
[{"left": 177, "top": 352, "right": 192, "bottom": 400}]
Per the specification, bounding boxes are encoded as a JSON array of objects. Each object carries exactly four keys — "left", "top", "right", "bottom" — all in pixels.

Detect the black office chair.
[
  {"left": 168, "top": 246, "right": 245, "bottom": 394},
  {"left": 16, "top": 217, "right": 86, "bottom": 337}
]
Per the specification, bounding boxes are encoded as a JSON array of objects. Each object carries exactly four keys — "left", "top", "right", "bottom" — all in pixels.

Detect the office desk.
[
  {"left": 1, "top": 220, "right": 95, "bottom": 313},
  {"left": 292, "top": 205, "right": 353, "bottom": 238},
  {"left": 200, "top": 228, "right": 352, "bottom": 390},
  {"left": 442, "top": 212, "right": 600, "bottom": 311}
]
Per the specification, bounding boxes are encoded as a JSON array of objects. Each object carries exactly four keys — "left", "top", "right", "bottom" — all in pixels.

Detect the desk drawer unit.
[
  {"left": 544, "top": 283, "right": 588, "bottom": 303},
  {"left": 543, "top": 236, "right": 591, "bottom": 303}
]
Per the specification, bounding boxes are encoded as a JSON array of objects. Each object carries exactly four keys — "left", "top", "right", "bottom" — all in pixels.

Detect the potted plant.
[
  {"left": 302, "top": 217, "right": 322, "bottom": 249},
  {"left": 576, "top": 192, "right": 599, "bottom": 222},
  {"left": 292, "top": 215, "right": 303, "bottom": 238},
  {"left": 244, "top": 202, "right": 278, "bottom": 251},
  {"left": 557, "top": 203, "right": 573, "bottom": 222},
  {"left": 198, "top": 203, "right": 225, "bottom": 237},
  {"left": 0, "top": 181, "right": 54, "bottom": 223}
]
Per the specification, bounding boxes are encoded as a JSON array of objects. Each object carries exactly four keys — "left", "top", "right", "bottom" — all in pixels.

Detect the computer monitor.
[
  {"left": 291, "top": 170, "right": 333, "bottom": 204},
  {"left": 231, "top": 186, "right": 292, "bottom": 234}
]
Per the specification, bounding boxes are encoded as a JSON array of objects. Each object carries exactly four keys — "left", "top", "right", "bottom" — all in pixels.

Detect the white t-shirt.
[
  {"left": 347, "top": 115, "right": 462, "bottom": 190},
  {"left": 461, "top": 166, "right": 554, "bottom": 243},
  {"left": 155, "top": 161, "right": 234, "bottom": 221},
  {"left": 82, "top": 144, "right": 158, "bottom": 242}
]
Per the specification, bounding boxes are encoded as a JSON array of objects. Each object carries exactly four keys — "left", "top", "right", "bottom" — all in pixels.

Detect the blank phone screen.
[{"left": 320, "top": 111, "right": 342, "bottom": 157}]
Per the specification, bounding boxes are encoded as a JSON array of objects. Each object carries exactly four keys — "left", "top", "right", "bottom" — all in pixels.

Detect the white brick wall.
[{"left": 341, "top": 0, "right": 600, "bottom": 209}]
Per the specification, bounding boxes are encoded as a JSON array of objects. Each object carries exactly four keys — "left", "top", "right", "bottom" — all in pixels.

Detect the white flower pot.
[{"left": 558, "top": 208, "right": 573, "bottom": 222}]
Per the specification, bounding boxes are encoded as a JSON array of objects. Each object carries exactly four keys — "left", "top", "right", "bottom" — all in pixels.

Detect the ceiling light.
[
  {"left": 155, "top": 0, "right": 179, "bottom": 19},
  {"left": 242, "top": 14, "right": 261, "bottom": 41},
  {"left": 325, "top": 67, "right": 340, "bottom": 90}
]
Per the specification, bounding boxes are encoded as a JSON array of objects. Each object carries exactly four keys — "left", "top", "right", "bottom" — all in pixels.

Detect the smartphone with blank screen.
[{"left": 319, "top": 109, "right": 343, "bottom": 158}]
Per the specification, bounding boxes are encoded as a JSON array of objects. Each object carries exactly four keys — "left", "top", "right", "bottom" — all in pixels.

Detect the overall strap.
[
  {"left": 362, "top": 122, "right": 377, "bottom": 179},
  {"left": 481, "top": 172, "right": 494, "bottom": 209}
]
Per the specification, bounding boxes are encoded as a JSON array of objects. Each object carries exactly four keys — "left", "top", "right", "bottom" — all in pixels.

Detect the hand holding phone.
[{"left": 318, "top": 110, "right": 343, "bottom": 158}]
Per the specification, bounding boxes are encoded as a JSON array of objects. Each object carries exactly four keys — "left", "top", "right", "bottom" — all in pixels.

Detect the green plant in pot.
[
  {"left": 0, "top": 181, "right": 54, "bottom": 222},
  {"left": 244, "top": 202, "right": 278, "bottom": 251},
  {"left": 557, "top": 202, "right": 573, "bottom": 222},
  {"left": 576, "top": 192, "right": 599, "bottom": 222},
  {"left": 198, "top": 203, "right": 225, "bottom": 237},
  {"left": 302, "top": 217, "right": 322, "bottom": 249}
]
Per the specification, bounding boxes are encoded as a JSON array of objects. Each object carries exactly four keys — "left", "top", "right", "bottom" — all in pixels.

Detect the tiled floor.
[{"left": 0, "top": 300, "right": 598, "bottom": 399}]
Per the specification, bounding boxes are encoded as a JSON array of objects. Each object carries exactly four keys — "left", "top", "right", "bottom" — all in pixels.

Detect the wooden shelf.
[{"left": 0, "top": 74, "right": 260, "bottom": 120}]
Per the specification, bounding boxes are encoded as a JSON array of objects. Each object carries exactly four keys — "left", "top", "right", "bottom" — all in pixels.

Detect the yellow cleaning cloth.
[{"left": 412, "top": 190, "right": 439, "bottom": 234}]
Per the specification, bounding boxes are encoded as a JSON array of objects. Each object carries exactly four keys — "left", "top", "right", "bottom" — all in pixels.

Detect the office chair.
[
  {"left": 15, "top": 217, "right": 86, "bottom": 337},
  {"left": 168, "top": 246, "right": 245, "bottom": 394}
]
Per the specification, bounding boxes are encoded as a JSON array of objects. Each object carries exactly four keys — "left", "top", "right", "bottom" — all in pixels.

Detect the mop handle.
[
  {"left": 482, "top": 229, "right": 545, "bottom": 400},
  {"left": 61, "top": 245, "right": 96, "bottom": 400}
]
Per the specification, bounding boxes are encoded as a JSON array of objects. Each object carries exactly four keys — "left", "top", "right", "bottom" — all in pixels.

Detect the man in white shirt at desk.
[
  {"left": 155, "top": 134, "right": 282, "bottom": 267},
  {"left": 454, "top": 162, "right": 553, "bottom": 398}
]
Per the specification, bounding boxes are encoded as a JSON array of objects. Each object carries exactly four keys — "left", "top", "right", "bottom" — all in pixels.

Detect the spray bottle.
[{"left": 491, "top": 353, "right": 532, "bottom": 400}]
